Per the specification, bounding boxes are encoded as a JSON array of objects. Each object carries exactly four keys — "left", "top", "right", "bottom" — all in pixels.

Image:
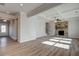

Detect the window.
[{"left": 1, "top": 25, "right": 6, "bottom": 33}]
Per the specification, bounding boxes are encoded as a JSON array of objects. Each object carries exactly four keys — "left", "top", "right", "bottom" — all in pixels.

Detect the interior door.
[{"left": 0, "top": 23, "right": 8, "bottom": 36}]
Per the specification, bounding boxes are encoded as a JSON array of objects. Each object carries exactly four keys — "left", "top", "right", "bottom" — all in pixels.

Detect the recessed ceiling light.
[{"left": 20, "top": 4, "right": 23, "bottom": 6}]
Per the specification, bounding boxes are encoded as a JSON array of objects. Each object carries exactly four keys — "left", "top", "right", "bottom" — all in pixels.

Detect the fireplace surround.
[{"left": 55, "top": 21, "right": 68, "bottom": 37}]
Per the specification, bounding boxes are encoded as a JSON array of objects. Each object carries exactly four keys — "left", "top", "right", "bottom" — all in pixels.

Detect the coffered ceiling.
[{"left": 37, "top": 3, "right": 79, "bottom": 21}]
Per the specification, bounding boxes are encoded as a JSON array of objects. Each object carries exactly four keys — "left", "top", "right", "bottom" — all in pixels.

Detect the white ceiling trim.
[{"left": 0, "top": 12, "right": 16, "bottom": 20}]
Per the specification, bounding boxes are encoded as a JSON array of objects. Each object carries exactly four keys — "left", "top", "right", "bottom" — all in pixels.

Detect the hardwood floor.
[{"left": 0, "top": 36, "right": 79, "bottom": 56}]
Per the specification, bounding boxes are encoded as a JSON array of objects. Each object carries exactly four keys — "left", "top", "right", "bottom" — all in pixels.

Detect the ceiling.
[
  {"left": 27, "top": 3, "right": 61, "bottom": 17},
  {"left": 37, "top": 3, "right": 79, "bottom": 22},
  {"left": 0, "top": 3, "right": 43, "bottom": 20},
  {"left": 0, "top": 3, "right": 43, "bottom": 14},
  {"left": 1, "top": 3, "right": 79, "bottom": 21}
]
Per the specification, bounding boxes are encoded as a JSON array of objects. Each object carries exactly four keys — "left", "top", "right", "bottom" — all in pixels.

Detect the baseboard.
[{"left": 19, "top": 38, "right": 36, "bottom": 43}]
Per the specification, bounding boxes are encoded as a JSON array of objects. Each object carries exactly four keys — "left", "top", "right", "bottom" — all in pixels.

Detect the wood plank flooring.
[{"left": 0, "top": 36, "right": 79, "bottom": 56}]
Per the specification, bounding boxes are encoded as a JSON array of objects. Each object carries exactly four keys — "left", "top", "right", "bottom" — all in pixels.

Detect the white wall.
[
  {"left": 19, "top": 12, "right": 31, "bottom": 42},
  {"left": 18, "top": 12, "right": 47, "bottom": 43},
  {"left": 29, "top": 16, "right": 47, "bottom": 38},
  {"left": 68, "top": 18, "right": 79, "bottom": 38}
]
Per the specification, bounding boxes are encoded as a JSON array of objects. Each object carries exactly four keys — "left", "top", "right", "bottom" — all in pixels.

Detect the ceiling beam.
[{"left": 27, "top": 3, "right": 62, "bottom": 17}]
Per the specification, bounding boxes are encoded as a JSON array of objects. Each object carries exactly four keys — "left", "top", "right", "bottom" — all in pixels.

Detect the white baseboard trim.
[{"left": 18, "top": 38, "right": 36, "bottom": 43}]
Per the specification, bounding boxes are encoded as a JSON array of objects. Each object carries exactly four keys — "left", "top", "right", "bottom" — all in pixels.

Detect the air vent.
[{"left": 0, "top": 3, "right": 5, "bottom": 6}]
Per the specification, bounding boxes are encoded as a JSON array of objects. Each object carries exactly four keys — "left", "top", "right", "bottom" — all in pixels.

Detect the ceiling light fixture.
[
  {"left": 3, "top": 20, "right": 7, "bottom": 22},
  {"left": 20, "top": 4, "right": 23, "bottom": 6},
  {"left": 54, "top": 17, "right": 61, "bottom": 22}
]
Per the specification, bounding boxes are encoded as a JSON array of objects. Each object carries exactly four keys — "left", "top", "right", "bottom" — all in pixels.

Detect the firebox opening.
[{"left": 58, "top": 31, "right": 64, "bottom": 35}]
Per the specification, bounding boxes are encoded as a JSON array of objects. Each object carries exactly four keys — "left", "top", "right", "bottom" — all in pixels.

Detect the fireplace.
[
  {"left": 58, "top": 31, "right": 64, "bottom": 35},
  {"left": 55, "top": 21, "right": 68, "bottom": 37}
]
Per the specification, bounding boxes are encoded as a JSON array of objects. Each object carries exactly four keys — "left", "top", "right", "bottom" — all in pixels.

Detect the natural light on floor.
[
  {"left": 49, "top": 39, "right": 59, "bottom": 42},
  {"left": 42, "top": 41, "right": 55, "bottom": 45},
  {"left": 41, "top": 37, "right": 72, "bottom": 50},
  {"left": 54, "top": 43, "right": 70, "bottom": 49},
  {"left": 60, "top": 40, "right": 71, "bottom": 44}
]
